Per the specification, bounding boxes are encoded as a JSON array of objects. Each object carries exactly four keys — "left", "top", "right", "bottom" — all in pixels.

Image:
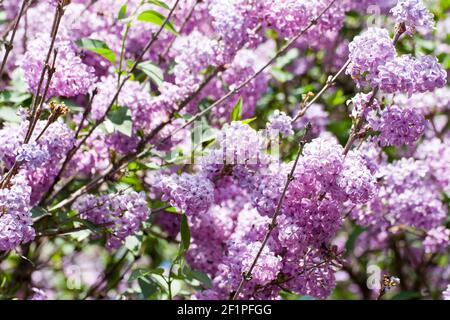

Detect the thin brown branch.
[
  {"left": 292, "top": 59, "right": 350, "bottom": 122},
  {"left": 36, "top": 222, "right": 112, "bottom": 238},
  {"left": 342, "top": 25, "right": 405, "bottom": 155},
  {"left": 231, "top": 123, "right": 312, "bottom": 300},
  {"left": 83, "top": 250, "right": 129, "bottom": 299},
  {"left": 159, "top": 0, "right": 200, "bottom": 62},
  {"left": 0, "top": 1, "right": 35, "bottom": 41},
  {"left": 24, "top": 2, "right": 65, "bottom": 144},
  {"left": 40, "top": 89, "right": 98, "bottom": 204},
  {"left": 0, "top": 0, "right": 28, "bottom": 75}
]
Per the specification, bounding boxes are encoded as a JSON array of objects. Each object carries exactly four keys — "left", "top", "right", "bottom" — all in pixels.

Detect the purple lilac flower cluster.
[
  {"left": 159, "top": 123, "right": 377, "bottom": 299},
  {"left": 391, "top": 0, "right": 434, "bottom": 35},
  {"left": 0, "top": 173, "right": 34, "bottom": 251},
  {"left": 73, "top": 191, "right": 150, "bottom": 250},
  {"left": 443, "top": 285, "right": 450, "bottom": 300},
  {"left": 20, "top": 34, "right": 97, "bottom": 98},
  {"left": 351, "top": 149, "right": 448, "bottom": 251},
  {"left": 368, "top": 104, "right": 426, "bottom": 147},
  {"left": 0, "top": 116, "right": 75, "bottom": 204},
  {"left": 347, "top": 1, "right": 446, "bottom": 94},
  {"left": 267, "top": 110, "right": 294, "bottom": 138}
]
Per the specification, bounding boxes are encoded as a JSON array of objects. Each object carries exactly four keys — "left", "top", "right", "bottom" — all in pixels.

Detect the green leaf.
[
  {"left": 0, "top": 91, "right": 31, "bottom": 105},
  {"left": 106, "top": 106, "right": 133, "bottom": 136},
  {"left": 275, "top": 48, "right": 299, "bottom": 69},
  {"left": 129, "top": 268, "right": 151, "bottom": 281},
  {"left": 0, "top": 12, "right": 8, "bottom": 25},
  {"left": 200, "top": 127, "right": 218, "bottom": 144},
  {"left": 148, "top": 0, "right": 170, "bottom": 9},
  {"left": 0, "top": 106, "right": 20, "bottom": 123},
  {"left": 75, "top": 38, "right": 116, "bottom": 64},
  {"left": 137, "top": 61, "right": 164, "bottom": 87},
  {"left": 165, "top": 206, "right": 181, "bottom": 214},
  {"left": 150, "top": 267, "right": 165, "bottom": 275},
  {"left": 144, "top": 162, "right": 161, "bottom": 170},
  {"left": 184, "top": 267, "right": 212, "bottom": 288},
  {"left": 73, "top": 218, "right": 102, "bottom": 233},
  {"left": 138, "top": 277, "right": 158, "bottom": 298},
  {"left": 127, "top": 161, "right": 141, "bottom": 171},
  {"left": 9, "top": 68, "right": 30, "bottom": 93},
  {"left": 129, "top": 268, "right": 165, "bottom": 281},
  {"left": 118, "top": 4, "right": 127, "bottom": 20},
  {"left": 271, "top": 49, "right": 299, "bottom": 83},
  {"left": 120, "top": 174, "right": 144, "bottom": 190},
  {"left": 329, "top": 89, "right": 346, "bottom": 106},
  {"left": 137, "top": 10, "right": 178, "bottom": 35},
  {"left": 230, "top": 96, "right": 243, "bottom": 121},
  {"left": 31, "top": 206, "right": 49, "bottom": 219},
  {"left": 241, "top": 117, "right": 257, "bottom": 125},
  {"left": 271, "top": 68, "right": 294, "bottom": 83},
  {"left": 327, "top": 119, "right": 351, "bottom": 145},
  {"left": 125, "top": 235, "right": 141, "bottom": 255},
  {"left": 390, "top": 291, "right": 422, "bottom": 300},
  {"left": 437, "top": 254, "right": 449, "bottom": 267},
  {"left": 180, "top": 214, "right": 190, "bottom": 252}
]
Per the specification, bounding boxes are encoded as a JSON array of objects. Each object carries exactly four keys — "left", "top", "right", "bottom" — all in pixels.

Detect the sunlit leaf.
[
  {"left": 137, "top": 10, "right": 178, "bottom": 35},
  {"left": 147, "top": 0, "right": 170, "bottom": 10},
  {"left": 180, "top": 214, "right": 190, "bottom": 252},
  {"left": 106, "top": 106, "right": 133, "bottom": 136},
  {"left": 75, "top": 38, "right": 116, "bottom": 64},
  {"left": 137, "top": 61, "right": 164, "bottom": 87},
  {"left": 230, "top": 96, "right": 243, "bottom": 121},
  {"left": 117, "top": 4, "right": 127, "bottom": 20}
]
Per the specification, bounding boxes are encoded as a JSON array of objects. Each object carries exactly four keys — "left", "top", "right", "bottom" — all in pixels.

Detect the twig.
[
  {"left": 46, "top": 0, "right": 181, "bottom": 210},
  {"left": 0, "top": 49, "right": 58, "bottom": 188},
  {"left": 0, "top": 0, "right": 28, "bottom": 75},
  {"left": 36, "top": 222, "right": 112, "bottom": 238},
  {"left": 292, "top": 59, "right": 350, "bottom": 122},
  {"left": 343, "top": 87, "right": 379, "bottom": 156},
  {"left": 342, "top": 24, "right": 405, "bottom": 155},
  {"left": 24, "top": 2, "right": 65, "bottom": 144},
  {"left": 128, "top": 0, "right": 181, "bottom": 76},
  {"left": 0, "top": 1, "right": 35, "bottom": 41},
  {"left": 27, "top": 48, "right": 59, "bottom": 138},
  {"left": 117, "top": 2, "right": 145, "bottom": 88},
  {"left": 252, "top": 248, "right": 343, "bottom": 297},
  {"left": 231, "top": 123, "right": 312, "bottom": 300},
  {"left": 83, "top": 250, "right": 129, "bottom": 299},
  {"left": 159, "top": 0, "right": 200, "bottom": 62},
  {"left": 99, "top": 256, "right": 138, "bottom": 299},
  {"left": 39, "top": 89, "right": 97, "bottom": 204}
]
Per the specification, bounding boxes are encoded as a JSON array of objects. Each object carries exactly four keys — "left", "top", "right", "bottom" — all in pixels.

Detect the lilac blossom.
[
  {"left": 423, "top": 227, "right": 450, "bottom": 254},
  {"left": 368, "top": 104, "right": 426, "bottom": 147},
  {"left": 346, "top": 27, "right": 396, "bottom": 88},
  {"left": 390, "top": 0, "right": 434, "bottom": 35},
  {"left": 20, "top": 34, "right": 97, "bottom": 98},
  {"left": 73, "top": 191, "right": 150, "bottom": 250},
  {"left": 267, "top": 110, "right": 294, "bottom": 138}
]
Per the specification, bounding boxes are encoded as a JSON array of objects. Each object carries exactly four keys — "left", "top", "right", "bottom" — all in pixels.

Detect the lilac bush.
[{"left": 0, "top": 0, "right": 449, "bottom": 301}]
